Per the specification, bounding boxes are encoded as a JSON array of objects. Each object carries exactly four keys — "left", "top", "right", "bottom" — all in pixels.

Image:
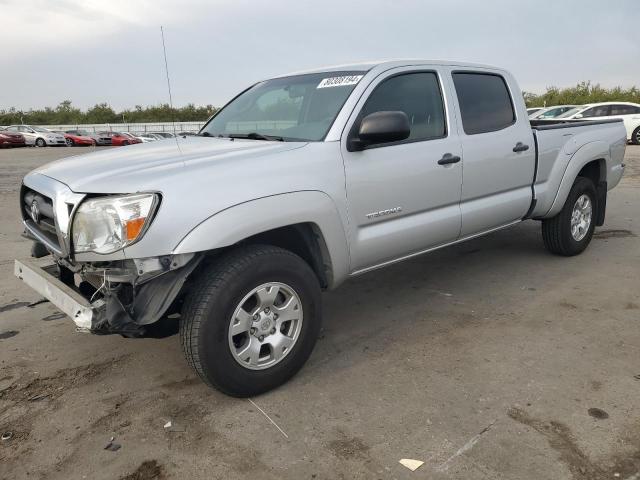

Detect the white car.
[
  {"left": 3, "top": 125, "right": 67, "bottom": 147},
  {"left": 558, "top": 102, "right": 640, "bottom": 144},
  {"left": 529, "top": 105, "right": 577, "bottom": 120},
  {"left": 129, "top": 132, "right": 158, "bottom": 143}
]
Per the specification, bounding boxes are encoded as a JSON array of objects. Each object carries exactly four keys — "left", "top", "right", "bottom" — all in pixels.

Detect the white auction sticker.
[{"left": 317, "top": 75, "right": 363, "bottom": 89}]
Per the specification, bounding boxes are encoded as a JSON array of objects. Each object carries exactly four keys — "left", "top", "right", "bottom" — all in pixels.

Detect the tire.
[
  {"left": 35, "top": 138, "right": 46, "bottom": 147},
  {"left": 65, "top": 138, "right": 74, "bottom": 147},
  {"left": 632, "top": 126, "right": 640, "bottom": 146},
  {"left": 122, "top": 140, "right": 130, "bottom": 146},
  {"left": 180, "top": 245, "right": 322, "bottom": 397},
  {"left": 542, "top": 176, "right": 597, "bottom": 256}
]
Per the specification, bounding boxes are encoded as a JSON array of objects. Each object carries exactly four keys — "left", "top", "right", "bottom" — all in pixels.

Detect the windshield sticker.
[{"left": 317, "top": 75, "right": 363, "bottom": 89}]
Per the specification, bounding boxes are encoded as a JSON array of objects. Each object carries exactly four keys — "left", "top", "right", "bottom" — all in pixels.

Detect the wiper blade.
[{"left": 228, "top": 132, "right": 284, "bottom": 141}]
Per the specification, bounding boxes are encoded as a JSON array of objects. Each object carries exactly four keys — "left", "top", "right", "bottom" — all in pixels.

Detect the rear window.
[{"left": 452, "top": 73, "right": 515, "bottom": 135}]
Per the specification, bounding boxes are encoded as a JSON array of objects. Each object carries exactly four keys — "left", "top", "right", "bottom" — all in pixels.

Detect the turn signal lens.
[{"left": 125, "top": 217, "right": 147, "bottom": 241}]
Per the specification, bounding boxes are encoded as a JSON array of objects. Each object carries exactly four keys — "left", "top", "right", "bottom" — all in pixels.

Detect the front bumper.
[{"left": 14, "top": 258, "right": 103, "bottom": 331}]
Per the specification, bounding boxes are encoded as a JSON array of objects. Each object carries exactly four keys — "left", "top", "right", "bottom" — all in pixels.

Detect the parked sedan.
[
  {"left": 529, "top": 105, "right": 577, "bottom": 119},
  {"left": 0, "top": 130, "right": 26, "bottom": 148},
  {"left": 526, "top": 107, "right": 544, "bottom": 116},
  {"left": 66, "top": 130, "right": 112, "bottom": 146},
  {"left": 128, "top": 132, "right": 157, "bottom": 143},
  {"left": 2, "top": 125, "right": 66, "bottom": 147},
  {"left": 53, "top": 131, "right": 95, "bottom": 147},
  {"left": 98, "top": 131, "right": 142, "bottom": 146},
  {"left": 149, "top": 132, "right": 175, "bottom": 139},
  {"left": 558, "top": 102, "right": 640, "bottom": 144}
]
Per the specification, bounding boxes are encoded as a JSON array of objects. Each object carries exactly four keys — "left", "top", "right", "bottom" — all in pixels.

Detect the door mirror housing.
[
  {"left": 574, "top": 113, "right": 583, "bottom": 119},
  {"left": 348, "top": 111, "right": 410, "bottom": 151}
]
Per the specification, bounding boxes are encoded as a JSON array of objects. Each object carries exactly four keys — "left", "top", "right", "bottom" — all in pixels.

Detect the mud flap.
[{"left": 595, "top": 181, "right": 607, "bottom": 227}]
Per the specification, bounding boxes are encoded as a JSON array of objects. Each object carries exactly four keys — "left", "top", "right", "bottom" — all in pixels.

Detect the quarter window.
[
  {"left": 452, "top": 73, "right": 515, "bottom": 134},
  {"left": 357, "top": 72, "right": 446, "bottom": 144}
]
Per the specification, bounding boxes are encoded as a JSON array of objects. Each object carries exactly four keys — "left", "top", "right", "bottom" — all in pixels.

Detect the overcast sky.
[{"left": 1, "top": 0, "right": 638, "bottom": 111}]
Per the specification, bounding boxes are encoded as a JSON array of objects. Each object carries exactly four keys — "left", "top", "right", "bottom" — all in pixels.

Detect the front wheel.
[
  {"left": 65, "top": 138, "right": 74, "bottom": 147},
  {"left": 542, "top": 176, "right": 597, "bottom": 256},
  {"left": 632, "top": 126, "right": 640, "bottom": 146},
  {"left": 180, "top": 245, "right": 322, "bottom": 397},
  {"left": 35, "top": 138, "right": 46, "bottom": 147}
]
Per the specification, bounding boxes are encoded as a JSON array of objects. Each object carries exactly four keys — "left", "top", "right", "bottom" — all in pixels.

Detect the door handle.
[
  {"left": 513, "top": 142, "right": 530, "bottom": 152},
  {"left": 437, "top": 153, "right": 461, "bottom": 165}
]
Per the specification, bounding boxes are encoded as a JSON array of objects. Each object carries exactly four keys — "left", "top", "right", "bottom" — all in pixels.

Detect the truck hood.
[{"left": 32, "top": 137, "right": 307, "bottom": 193}]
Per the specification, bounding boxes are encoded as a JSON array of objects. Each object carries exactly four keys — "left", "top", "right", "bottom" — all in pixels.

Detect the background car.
[
  {"left": 66, "top": 130, "right": 112, "bottom": 146},
  {"left": 53, "top": 130, "right": 95, "bottom": 147},
  {"left": 527, "top": 107, "right": 545, "bottom": 116},
  {"left": 98, "top": 131, "right": 142, "bottom": 146},
  {"left": 558, "top": 102, "right": 640, "bottom": 144},
  {"left": 528, "top": 105, "right": 577, "bottom": 119},
  {"left": 0, "top": 130, "right": 26, "bottom": 148},
  {"left": 149, "top": 131, "right": 175, "bottom": 139},
  {"left": 2, "top": 125, "right": 66, "bottom": 147},
  {"left": 128, "top": 132, "right": 157, "bottom": 143}
]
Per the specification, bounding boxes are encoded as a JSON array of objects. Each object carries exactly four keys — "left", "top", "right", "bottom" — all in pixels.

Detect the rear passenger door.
[
  {"left": 449, "top": 70, "right": 535, "bottom": 237},
  {"left": 342, "top": 68, "right": 463, "bottom": 272}
]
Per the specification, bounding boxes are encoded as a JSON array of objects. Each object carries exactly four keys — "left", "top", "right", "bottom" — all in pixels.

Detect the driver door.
[{"left": 341, "top": 68, "right": 463, "bottom": 272}]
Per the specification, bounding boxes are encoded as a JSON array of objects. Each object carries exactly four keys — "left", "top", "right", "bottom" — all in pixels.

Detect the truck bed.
[{"left": 528, "top": 118, "right": 626, "bottom": 219}]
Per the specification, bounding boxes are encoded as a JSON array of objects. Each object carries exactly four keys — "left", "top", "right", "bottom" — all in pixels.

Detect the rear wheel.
[
  {"left": 542, "top": 176, "right": 597, "bottom": 256},
  {"left": 180, "top": 245, "right": 322, "bottom": 397},
  {"left": 35, "top": 138, "right": 46, "bottom": 147},
  {"left": 122, "top": 140, "right": 130, "bottom": 146},
  {"left": 632, "top": 126, "right": 640, "bottom": 145}
]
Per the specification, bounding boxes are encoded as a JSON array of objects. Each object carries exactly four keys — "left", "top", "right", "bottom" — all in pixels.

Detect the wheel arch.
[
  {"left": 172, "top": 191, "right": 351, "bottom": 289},
  {"left": 544, "top": 142, "right": 609, "bottom": 218}
]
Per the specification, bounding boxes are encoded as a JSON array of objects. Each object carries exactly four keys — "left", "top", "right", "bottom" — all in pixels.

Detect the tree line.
[
  {"left": 2, "top": 82, "right": 639, "bottom": 125},
  {"left": 0, "top": 101, "right": 218, "bottom": 125},
  {"left": 524, "top": 82, "right": 640, "bottom": 107}
]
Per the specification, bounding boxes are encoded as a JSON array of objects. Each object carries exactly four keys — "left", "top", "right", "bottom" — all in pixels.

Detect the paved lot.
[{"left": 0, "top": 145, "right": 639, "bottom": 480}]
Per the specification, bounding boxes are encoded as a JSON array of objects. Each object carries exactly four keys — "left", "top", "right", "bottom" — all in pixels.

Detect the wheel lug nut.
[
  {"left": 253, "top": 314, "right": 259, "bottom": 321},
  {"left": 259, "top": 335, "right": 264, "bottom": 342},
  {"left": 250, "top": 327, "right": 256, "bottom": 334},
  {"left": 273, "top": 314, "right": 279, "bottom": 320},
  {"left": 270, "top": 328, "right": 276, "bottom": 335},
  {"left": 264, "top": 307, "right": 270, "bottom": 314}
]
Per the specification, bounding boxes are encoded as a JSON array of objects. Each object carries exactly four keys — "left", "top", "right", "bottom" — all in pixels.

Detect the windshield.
[
  {"left": 200, "top": 71, "right": 366, "bottom": 141},
  {"left": 557, "top": 107, "right": 586, "bottom": 118},
  {"left": 32, "top": 126, "right": 51, "bottom": 133}
]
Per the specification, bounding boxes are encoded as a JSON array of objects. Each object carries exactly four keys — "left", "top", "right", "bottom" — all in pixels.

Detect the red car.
[
  {"left": 98, "top": 131, "right": 142, "bottom": 146},
  {"left": 0, "top": 130, "right": 26, "bottom": 148},
  {"left": 54, "top": 131, "right": 95, "bottom": 147}
]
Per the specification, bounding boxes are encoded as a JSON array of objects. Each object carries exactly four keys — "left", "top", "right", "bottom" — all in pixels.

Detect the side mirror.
[
  {"left": 574, "top": 113, "right": 583, "bottom": 119},
  {"left": 348, "top": 111, "right": 410, "bottom": 151}
]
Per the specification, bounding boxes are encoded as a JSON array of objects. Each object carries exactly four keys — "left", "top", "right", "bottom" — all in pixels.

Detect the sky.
[{"left": 1, "top": 0, "right": 638, "bottom": 111}]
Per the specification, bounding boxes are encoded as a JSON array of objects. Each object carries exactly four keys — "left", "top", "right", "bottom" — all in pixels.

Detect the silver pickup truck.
[{"left": 14, "top": 60, "right": 626, "bottom": 396}]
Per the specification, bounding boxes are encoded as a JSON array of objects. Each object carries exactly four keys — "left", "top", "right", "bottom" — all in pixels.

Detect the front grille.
[{"left": 22, "top": 186, "right": 62, "bottom": 254}]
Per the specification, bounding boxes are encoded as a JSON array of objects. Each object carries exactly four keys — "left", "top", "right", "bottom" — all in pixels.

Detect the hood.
[{"left": 31, "top": 136, "right": 307, "bottom": 193}]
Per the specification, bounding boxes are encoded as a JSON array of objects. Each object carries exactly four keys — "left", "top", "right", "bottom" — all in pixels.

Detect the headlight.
[{"left": 72, "top": 193, "right": 159, "bottom": 254}]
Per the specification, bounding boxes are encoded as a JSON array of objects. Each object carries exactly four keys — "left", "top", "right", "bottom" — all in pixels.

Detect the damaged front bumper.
[
  {"left": 14, "top": 253, "right": 201, "bottom": 336},
  {"left": 14, "top": 258, "right": 103, "bottom": 331}
]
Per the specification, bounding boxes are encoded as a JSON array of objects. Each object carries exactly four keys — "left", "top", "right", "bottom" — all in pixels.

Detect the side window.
[
  {"left": 452, "top": 73, "right": 515, "bottom": 134},
  {"left": 610, "top": 104, "right": 639, "bottom": 115},
  {"left": 358, "top": 72, "right": 446, "bottom": 144},
  {"left": 582, "top": 105, "right": 610, "bottom": 118},
  {"left": 6, "top": 126, "right": 18, "bottom": 131}
]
